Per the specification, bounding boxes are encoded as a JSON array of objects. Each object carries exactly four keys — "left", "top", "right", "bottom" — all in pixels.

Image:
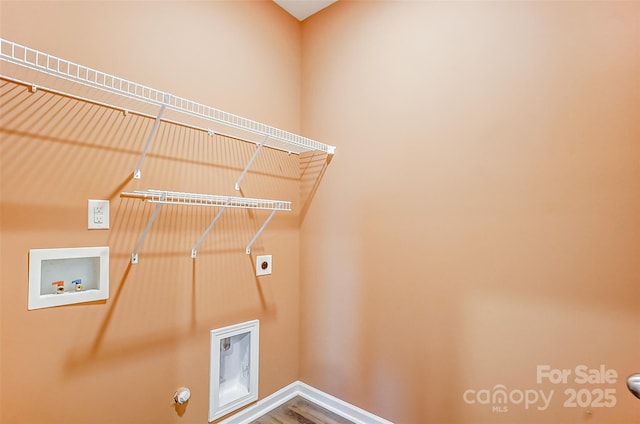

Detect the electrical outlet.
[
  {"left": 88, "top": 200, "right": 110, "bottom": 229},
  {"left": 256, "top": 255, "right": 272, "bottom": 276}
]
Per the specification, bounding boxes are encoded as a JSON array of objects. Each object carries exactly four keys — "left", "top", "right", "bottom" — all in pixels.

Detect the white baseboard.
[
  {"left": 216, "top": 380, "right": 393, "bottom": 424},
  {"left": 295, "top": 381, "right": 394, "bottom": 424}
]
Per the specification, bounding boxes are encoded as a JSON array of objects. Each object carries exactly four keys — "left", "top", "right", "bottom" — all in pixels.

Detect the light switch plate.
[
  {"left": 88, "top": 199, "right": 110, "bottom": 230},
  {"left": 256, "top": 255, "right": 272, "bottom": 276}
]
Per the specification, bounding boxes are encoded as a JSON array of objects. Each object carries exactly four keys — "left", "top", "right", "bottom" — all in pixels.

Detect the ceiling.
[{"left": 273, "top": 0, "right": 337, "bottom": 21}]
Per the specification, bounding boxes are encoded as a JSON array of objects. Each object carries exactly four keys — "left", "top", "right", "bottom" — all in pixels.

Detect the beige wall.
[
  {"left": 300, "top": 1, "right": 640, "bottom": 423},
  {"left": 1, "top": 1, "right": 302, "bottom": 423},
  {"left": 2, "top": 1, "right": 640, "bottom": 424}
]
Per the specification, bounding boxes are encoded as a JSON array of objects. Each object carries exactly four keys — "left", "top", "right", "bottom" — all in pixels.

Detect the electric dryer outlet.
[{"left": 256, "top": 255, "right": 272, "bottom": 276}]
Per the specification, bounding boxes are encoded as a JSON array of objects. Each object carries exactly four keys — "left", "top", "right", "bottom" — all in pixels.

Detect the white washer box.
[
  {"left": 209, "top": 320, "right": 259, "bottom": 421},
  {"left": 28, "top": 246, "right": 109, "bottom": 310}
]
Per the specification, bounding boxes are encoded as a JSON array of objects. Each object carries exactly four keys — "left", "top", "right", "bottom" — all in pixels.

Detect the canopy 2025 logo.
[{"left": 462, "top": 364, "right": 618, "bottom": 413}]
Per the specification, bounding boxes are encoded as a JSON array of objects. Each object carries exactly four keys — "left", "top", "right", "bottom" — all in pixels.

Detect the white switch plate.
[
  {"left": 88, "top": 199, "right": 110, "bottom": 230},
  {"left": 256, "top": 255, "right": 272, "bottom": 276}
]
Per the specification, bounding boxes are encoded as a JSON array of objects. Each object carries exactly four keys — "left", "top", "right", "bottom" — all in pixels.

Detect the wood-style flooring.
[{"left": 250, "top": 396, "right": 356, "bottom": 424}]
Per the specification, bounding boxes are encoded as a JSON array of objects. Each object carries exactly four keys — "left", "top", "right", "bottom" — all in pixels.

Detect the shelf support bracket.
[
  {"left": 134, "top": 96, "right": 169, "bottom": 179},
  {"left": 245, "top": 209, "right": 278, "bottom": 255},
  {"left": 191, "top": 204, "right": 228, "bottom": 258},
  {"left": 235, "top": 135, "right": 268, "bottom": 191},
  {"left": 131, "top": 195, "right": 166, "bottom": 264}
]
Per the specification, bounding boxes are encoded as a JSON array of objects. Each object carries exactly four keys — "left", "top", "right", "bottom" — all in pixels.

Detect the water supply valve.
[{"left": 173, "top": 387, "right": 191, "bottom": 405}]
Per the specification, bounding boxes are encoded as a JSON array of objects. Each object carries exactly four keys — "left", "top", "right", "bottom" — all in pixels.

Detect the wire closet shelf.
[
  {"left": 0, "top": 38, "right": 336, "bottom": 156},
  {"left": 121, "top": 190, "right": 292, "bottom": 211},
  {"left": 0, "top": 38, "right": 328, "bottom": 262},
  {"left": 121, "top": 190, "right": 291, "bottom": 261}
]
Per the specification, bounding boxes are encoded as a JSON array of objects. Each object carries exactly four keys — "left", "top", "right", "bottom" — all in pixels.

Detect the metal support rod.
[
  {"left": 191, "top": 205, "right": 228, "bottom": 258},
  {"left": 245, "top": 209, "right": 278, "bottom": 255},
  {"left": 235, "top": 135, "right": 268, "bottom": 191},
  {"left": 134, "top": 98, "right": 167, "bottom": 179},
  {"left": 131, "top": 200, "right": 164, "bottom": 264}
]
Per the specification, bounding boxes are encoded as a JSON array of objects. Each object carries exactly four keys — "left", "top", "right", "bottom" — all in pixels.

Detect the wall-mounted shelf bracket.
[
  {"left": 235, "top": 135, "right": 268, "bottom": 191},
  {"left": 245, "top": 209, "right": 278, "bottom": 255},
  {"left": 130, "top": 192, "right": 166, "bottom": 264},
  {"left": 133, "top": 94, "right": 169, "bottom": 179},
  {"left": 191, "top": 203, "right": 228, "bottom": 258}
]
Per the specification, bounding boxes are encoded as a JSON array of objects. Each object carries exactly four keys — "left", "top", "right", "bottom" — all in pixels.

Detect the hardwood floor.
[{"left": 250, "top": 396, "right": 356, "bottom": 424}]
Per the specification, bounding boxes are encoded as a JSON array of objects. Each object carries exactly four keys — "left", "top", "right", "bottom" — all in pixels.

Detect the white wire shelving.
[
  {"left": 0, "top": 38, "right": 335, "bottom": 183},
  {"left": 121, "top": 190, "right": 292, "bottom": 262},
  {"left": 121, "top": 190, "right": 291, "bottom": 211},
  {"left": 0, "top": 38, "right": 325, "bottom": 263}
]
